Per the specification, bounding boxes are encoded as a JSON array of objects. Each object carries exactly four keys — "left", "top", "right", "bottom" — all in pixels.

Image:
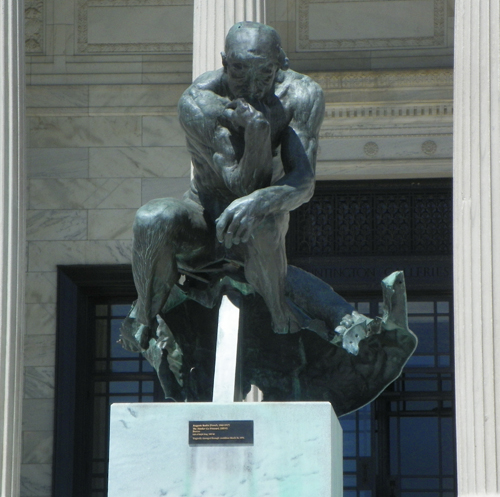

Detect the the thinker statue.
[{"left": 121, "top": 22, "right": 417, "bottom": 415}]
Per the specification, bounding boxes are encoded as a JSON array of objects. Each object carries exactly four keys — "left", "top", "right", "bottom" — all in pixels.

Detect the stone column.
[
  {"left": 192, "top": 0, "right": 266, "bottom": 78},
  {"left": 453, "top": 0, "right": 500, "bottom": 495},
  {"left": 0, "top": 0, "right": 26, "bottom": 493}
]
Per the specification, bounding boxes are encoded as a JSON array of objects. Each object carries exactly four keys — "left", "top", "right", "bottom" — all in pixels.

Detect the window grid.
[{"left": 91, "top": 303, "right": 162, "bottom": 497}]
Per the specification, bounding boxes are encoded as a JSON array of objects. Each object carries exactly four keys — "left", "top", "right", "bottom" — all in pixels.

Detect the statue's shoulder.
[
  {"left": 181, "top": 69, "right": 226, "bottom": 104},
  {"left": 276, "top": 70, "right": 324, "bottom": 126},
  {"left": 178, "top": 68, "right": 229, "bottom": 122},
  {"left": 276, "top": 70, "right": 324, "bottom": 106}
]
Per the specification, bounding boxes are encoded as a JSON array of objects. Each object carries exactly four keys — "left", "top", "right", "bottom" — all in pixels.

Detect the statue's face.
[
  {"left": 225, "top": 55, "right": 278, "bottom": 101},
  {"left": 223, "top": 26, "right": 280, "bottom": 101}
]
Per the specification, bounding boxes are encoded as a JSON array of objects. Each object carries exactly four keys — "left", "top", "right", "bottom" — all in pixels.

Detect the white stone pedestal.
[{"left": 108, "top": 402, "right": 343, "bottom": 497}]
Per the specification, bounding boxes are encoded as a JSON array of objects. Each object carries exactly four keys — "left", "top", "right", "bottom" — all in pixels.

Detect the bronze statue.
[{"left": 121, "top": 22, "right": 417, "bottom": 416}]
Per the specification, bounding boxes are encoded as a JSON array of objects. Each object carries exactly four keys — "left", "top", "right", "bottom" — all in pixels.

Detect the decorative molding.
[
  {"left": 297, "top": 0, "right": 446, "bottom": 51},
  {"left": 323, "top": 103, "right": 453, "bottom": 120},
  {"left": 307, "top": 69, "right": 453, "bottom": 90},
  {"left": 319, "top": 131, "right": 452, "bottom": 139},
  {"left": 25, "top": 0, "right": 44, "bottom": 54},
  {"left": 306, "top": 69, "right": 454, "bottom": 122},
  {"left": 363, "top": 142, "right": 379, "bottom": 157},
  {"left": 77, "top": 0, "right": 193, "bottom": 54},
  {"left": 422, "top": 140, "right": 437, "bottom": 155}
]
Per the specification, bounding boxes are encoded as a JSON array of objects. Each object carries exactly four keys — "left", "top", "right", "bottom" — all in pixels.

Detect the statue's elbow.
[{"left": 303, "top": 174, "right": 315, "bottom": 202}]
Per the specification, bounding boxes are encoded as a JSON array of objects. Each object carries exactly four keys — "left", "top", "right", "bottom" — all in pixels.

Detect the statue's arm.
[
  {"left": 215, "top": 99, "right": 274, "bottom": 196},
  {"left": 178, "top": 78, "right": 272, "bottom": 196},
  {"left": 178, "top": 78, "right": 231, "bottom": 169},
  {"left": 215, "top": 78, "right": 325, "bottom": 248}
]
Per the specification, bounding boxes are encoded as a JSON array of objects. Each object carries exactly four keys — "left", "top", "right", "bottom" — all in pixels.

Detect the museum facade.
[{"left": 1, "top": 0, "right": 498, "bottom": 496}]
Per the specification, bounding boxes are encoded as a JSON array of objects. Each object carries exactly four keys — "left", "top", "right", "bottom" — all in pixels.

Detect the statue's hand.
[
  {"left": 215, "top": 192, "right": 267, "bottom": 248},
  {"left": 222, "top": 98, "right": 269, "bottom": 131}
]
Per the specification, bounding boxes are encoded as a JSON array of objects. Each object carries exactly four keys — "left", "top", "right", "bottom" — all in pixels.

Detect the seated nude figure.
[{"left": 131, "top": 22, "right": 324, "bottom": 349}]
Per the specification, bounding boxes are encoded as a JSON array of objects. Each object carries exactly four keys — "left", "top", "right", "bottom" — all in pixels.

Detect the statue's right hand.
[{"left": 222, "top": 98, "right": 269, "bottom": 131}]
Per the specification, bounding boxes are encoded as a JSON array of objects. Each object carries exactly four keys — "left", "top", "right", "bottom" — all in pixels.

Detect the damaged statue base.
[{"left": 120, "top": 268, "right": 417, "bottom": 417}]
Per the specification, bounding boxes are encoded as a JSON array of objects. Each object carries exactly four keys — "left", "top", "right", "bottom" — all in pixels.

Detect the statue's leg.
[
  {"left": 132, "top": 197, "right": 213, "bottom": 347},
  {"left": 243, "top": 212, "right": 300, "bottom": 334}
]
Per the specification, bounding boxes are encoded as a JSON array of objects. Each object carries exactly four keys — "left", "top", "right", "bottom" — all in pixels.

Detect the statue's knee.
[{"left": 133, "top": 198, "right": 183, "bottom": 234}]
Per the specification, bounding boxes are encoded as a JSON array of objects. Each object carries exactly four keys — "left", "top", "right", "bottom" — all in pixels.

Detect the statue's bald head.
[{"left": 222, "top": 22, "right": 289, "bottom": 70}]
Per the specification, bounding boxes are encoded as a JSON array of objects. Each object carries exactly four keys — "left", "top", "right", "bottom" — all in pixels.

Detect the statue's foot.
[{"left": 334, "top": 311, "right": 380, "bottom": 355}]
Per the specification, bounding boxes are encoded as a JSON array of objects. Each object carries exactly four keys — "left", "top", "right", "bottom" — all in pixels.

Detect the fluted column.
[
  {"left": 192, "top": 0, "right": 266, "bottom": 79},
  {"left": 0, "top": 0, "right": 26, "bottom": 493},
  {"left": 453, "top": 0, "right": 500, "bottom": 495}
]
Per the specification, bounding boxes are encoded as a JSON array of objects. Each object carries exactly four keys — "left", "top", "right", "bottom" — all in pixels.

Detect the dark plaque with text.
[{"left": 189, "top": 420, "right": 254, "bottom": 445}]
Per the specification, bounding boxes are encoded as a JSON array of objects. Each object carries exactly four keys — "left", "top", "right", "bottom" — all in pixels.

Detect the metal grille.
[{"left": 287, "top": 181, "right": 452, "bottom": 258}]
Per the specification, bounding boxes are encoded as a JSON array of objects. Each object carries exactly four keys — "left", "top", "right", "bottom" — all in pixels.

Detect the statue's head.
[{"left": 222, "top": 22, "right": 289, "bottom": 101}]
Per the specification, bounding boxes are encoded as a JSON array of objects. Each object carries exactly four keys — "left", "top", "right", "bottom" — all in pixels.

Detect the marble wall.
[
  {"left": 22, "top": 0, "right": 453, "bottom": 495},
  {"left": 267, "top": 0, "right": 455, "bottom": 72},
  {"left": 23, "top": 1, "right": 193, "bottom": 494}
]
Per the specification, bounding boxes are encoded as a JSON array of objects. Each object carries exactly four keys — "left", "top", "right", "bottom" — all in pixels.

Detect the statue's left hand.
[{"left": 215, "top": 192, "right": 267, "bottom": 248}]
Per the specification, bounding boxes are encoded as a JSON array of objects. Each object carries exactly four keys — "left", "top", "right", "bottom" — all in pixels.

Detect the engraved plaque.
[{"left": 189, "top": 420, "right": 254, "bottom": 445}]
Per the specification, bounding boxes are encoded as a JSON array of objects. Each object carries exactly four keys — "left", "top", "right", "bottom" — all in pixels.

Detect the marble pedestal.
[{"left": 108, "top": 402, "right": 343, "bottom": 497}]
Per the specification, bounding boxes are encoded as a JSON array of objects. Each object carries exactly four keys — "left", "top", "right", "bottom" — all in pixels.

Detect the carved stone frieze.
[
  {"left": 77, "top": 0, "right": 193, "bottom": 54},
  {"left": 306, "top": 69, "right": 454, "bottom": 123},
  {"left": 297, "top": 0, "right": 447, "bottom": 51},
  {"left": 25, "top": 0, "right": 44, "bottom": 54},
  {"left": 322, "top": 103, "right": 453, "bottom": 120}
]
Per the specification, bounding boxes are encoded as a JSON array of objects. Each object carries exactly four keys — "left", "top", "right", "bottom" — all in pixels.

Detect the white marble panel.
[
  {"left": 28, "top": 241, "right": 86, "bottom": 272},
  {"left": 27, "top": 148, "right": 89, "bottom": 178},
  {"left": 29, "top": 239, "right": 133, "bottom": 268},
  {"left": 315, "top": 158, "right": 452, "bottom": 180},
  {"left": 23, "top": 432, "right": 53, "bottom": 464},
  {"left": 24, "top": 335, "right": 56, "bottom": 367},
  {"left": 25, "top": 272, "right": 57, "bottom": 304},
  {"left": 142, "top": 55, "right": 193, "bottom": 71},
  {"left": 31, "top": 73, "right": 143, "bottom": 85},
  {"left": 88, "top": 209, "right": 136, "bottom": 240},
  {"left": 29, "top": 116, "right": 142, "bottom": 148},
  {"left": 89, "top": 84, "right": 186, "bottom": 108},
  {"left": 309, "top": 1, "right": 435, "bottom": 41},
  {"left": 53, "top": 24, "right": 74, "bottom": 56},
  {"left": 86, "top": 240, "right": 133, "bottom": 264},
  {"left": 89, "top": 146, "right": 190, "bottom": 178},
  {"left": 29, "top": 178, "right": 142, "bottom": 209},
  {"left": 22, "top": 400, "right": 55, "bottom": 432},
  {"left": 24, "top": 367, "right": 55, "bottom": 399},
  {"left": 109, "top": 402, "right": 342, "bottom": 497},
  {"left": 26, "top": 85, "right": 89, "bottom": 108},
  {"left": 142, "top": 72, "right": 193, "bottom": 84},
  {"left": 141, "top": 176, "right": 190, "bottom": 204},
  {"left": 64, "top": 61, "right": 143, "bottom": 74},
  {"left": 25, "top": 303, "right": 56, "bottom": 336},
  {"left": 66, "top": 53, "right": 146, "bottom": 63},
  {"left": 20, "top": 464, "right": 52, "bottom": 497},
  {"left": 54, "top": 0, "right": 74, "bottom": 24},
  {"left": 142, "top": 115, "right": 186, "bottom": 146},
  {"left": 275, "top": 0, "right": 289, "bottom": 21},
  {"left": 27, "top": 210, "right": 87, "bottom": 241},
  {"left": 371, "top": 54, "right": 453, "bottom": 70},
  {"left": 142, "top": 60, "right": 192, "bottom": 73},
  {"left": 87, "top": 6, "right": 193, "bottom": 45}
]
